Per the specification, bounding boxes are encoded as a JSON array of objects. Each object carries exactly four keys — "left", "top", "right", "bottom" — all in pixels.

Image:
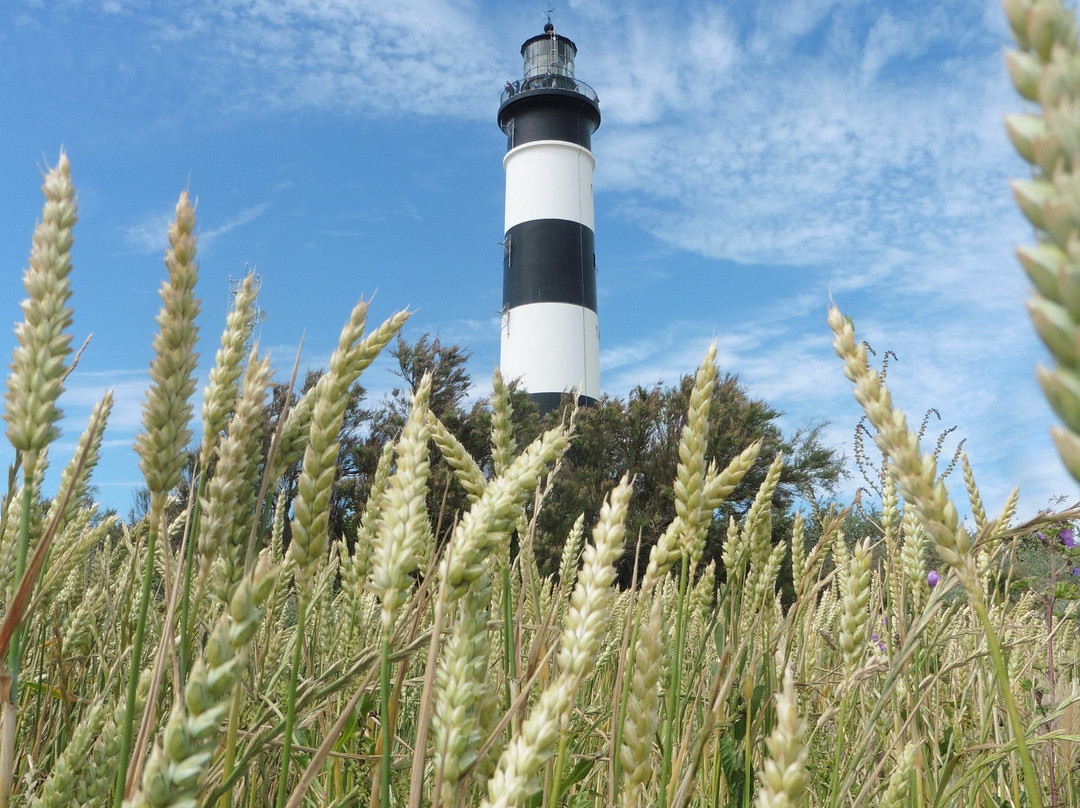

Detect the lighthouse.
[{"left": 498, "top": 21, "right": 601, "bottom": 414}]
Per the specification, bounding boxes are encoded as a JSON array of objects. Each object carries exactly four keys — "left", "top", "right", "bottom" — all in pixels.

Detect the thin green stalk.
[
  {"left": 709, "top": 725, "right": 722, "bottom": 808},
  {"left": 611, "top": 590, "right": 647, "bottom": 795},
  {"left": 178, "top": 472, "right": 206, "bottom": 686},
  {"left": 29, "top": 618, "right": 47, "bottom": 775},
  {"left": 550, "top": 730, "right": 571, "bottom": 804},
  {"left": 5, "top": 481, "right": 34, "bottom": 699},
  {"left": 502, "top": 565, "right": 515, "bottom": 712},
  {"left": 824, "top": 689, "right": 852, "bottom": 808},
  {"left": 659, "top": 559, "right": 690, "bottom": 808},
  {"left": 970, "top": 589, "right": 1043, "bottom": 808},
  {"left": 218, "top": 676, "right": 244, "bottom": 808},
  {"left": 1046, "top": 547, "right": 1060, "bottom": 807},
  {"left": 113, "top": 515, "right": 160, "bottom": 808},
  {"left": 380, "top": 633, "right": 392, "bottom": 808},
  {"left": 743, "top": 677, "right": 753, "bottom": 808},
  {"left": 275, "top": 597, "right": 307, "bottom": 808},
  {"left": 0, "top": 477, "right": 39, "bottom": 808}
]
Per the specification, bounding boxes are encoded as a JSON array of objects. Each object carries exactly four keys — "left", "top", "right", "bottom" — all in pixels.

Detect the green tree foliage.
[
  {"left": 262, "top": 335, "right": 527, "bottom": 552},
  {"left": 166, "top": 332, "right": 841, "bottom": 594},
  {"left": 260, "top": 371, "right": 372, "bottom": 548},
  {"left": 371, "top": 335, "right": 494, "bottom": 542},
  {"left": 373, "top": 334, "right": 473, "bottom": 435},
  {"left": 535, "top": 373, "right": 844, "bottom": 585}
]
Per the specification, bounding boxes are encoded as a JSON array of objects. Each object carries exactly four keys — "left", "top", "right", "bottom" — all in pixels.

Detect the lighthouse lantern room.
[{"left": 498, "top": 22, "right": 601, "bottom": 415}]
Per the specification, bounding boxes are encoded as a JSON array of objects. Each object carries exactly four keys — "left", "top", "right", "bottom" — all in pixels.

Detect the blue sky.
[{"left": 2, "top": 0, "right": 1074, "bottom": 522}]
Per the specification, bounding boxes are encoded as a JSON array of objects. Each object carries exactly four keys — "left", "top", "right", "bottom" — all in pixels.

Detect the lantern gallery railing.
[{"left": 500, "top": 76, "right": 599, "bottom": 106}]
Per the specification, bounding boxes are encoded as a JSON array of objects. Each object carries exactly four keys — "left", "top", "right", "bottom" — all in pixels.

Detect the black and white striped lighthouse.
[{"left": 498, "top": 22, "right": 601, "bottom": 414}]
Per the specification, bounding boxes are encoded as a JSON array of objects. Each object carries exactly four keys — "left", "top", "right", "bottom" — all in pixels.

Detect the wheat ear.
[
  {"left": 197, "top": 351, "right": 272, "bottom": 594},
  {"left": 134, "top": 191, "right": 200, "bottom": 523},
  {"left": 368, "top": 373, "right": 432, "bottom": 631},
  {"left": 1004, "top": 0, "right": 1080, "bottom": 481},
  {"left": 125, "top": 557, "right": 275, "bottom": 808},
  {"left": 619, "top": 588, "right": 664, "bottom": 808},
  {"left": 117, "top": 190, "right": 201, "bottom": 808},
  {"left": 830, "top": 303, "right": 1044, "bottom": 804},
  {"left": 428, "top": 410, "right": 486, "bottom": 503},
  {"left": 641, "top": 344, "right": 718, "bottom": 593},
  {"left": 756, "top": 669, "right": 808, "bottom": 808},
  {"left": 4, "top": 152, "right": 77, "bottom": 481},
  {"left": 199, "top": 272, "right": 258, "bottom": 467},
  {"left": 482, "top": 476, "right": 631, "bottom": 808},
  {"left": 490, "top": 366, "right": 517, "bottom": 475},
  {"left": 438, "top": 424, "right": 568, "bottom": 602}
]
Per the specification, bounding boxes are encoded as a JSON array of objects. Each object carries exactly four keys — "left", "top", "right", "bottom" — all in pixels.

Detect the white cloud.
[
  {"left": 121, "top": 209, "right": 175, "bottom": 254},
  {"left": 122, "top": 201, "right": 270, "bottom": 254},
  {"left": 200, "top": 202, "right": 271, "bottom": 247},
  {"left": 129, "top": 0, "right": 506, "bottom": 119},
  {"left": 749, "top": 0, "right": 846, "bottom": 55}
]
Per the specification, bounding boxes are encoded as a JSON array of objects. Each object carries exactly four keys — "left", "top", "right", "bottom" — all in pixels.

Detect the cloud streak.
[
  {"left": 200, "top": 202, "right": 270, "bottom": 246},
  {"left": 122, "top": 201, "right": 270, "bottom": 253}
]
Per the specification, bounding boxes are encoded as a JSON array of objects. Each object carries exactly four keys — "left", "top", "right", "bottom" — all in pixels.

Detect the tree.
[
  {"left": 255, "top": 335, "right": 842, "bottom": 593},
  {"left": 126, "top": 450, "right": 196, "bottom": 532},
  {"left": 267, "top": 334, "right": 499, "bottom": 554},
  {"left": 369, "top": 335, "right": 473, "bottom": 443},
  {"left": 533, "top": 372, "right": 844, "bottom": 586},
  {"left": 259, "top": 370, "right": 374, "bottom": 549}
]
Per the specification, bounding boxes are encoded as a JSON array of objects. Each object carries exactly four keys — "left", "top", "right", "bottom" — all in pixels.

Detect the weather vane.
[{"left": 544, "top": 5, "right": 555, "bottom": 25}]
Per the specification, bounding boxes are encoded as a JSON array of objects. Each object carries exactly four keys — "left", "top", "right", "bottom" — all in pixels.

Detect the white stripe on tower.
[
  {"left": 504, "top": 141, "right": 595, "bottom": 232},
  {"left": 498, "top": 22, "right": 601, "bottom": 415}
]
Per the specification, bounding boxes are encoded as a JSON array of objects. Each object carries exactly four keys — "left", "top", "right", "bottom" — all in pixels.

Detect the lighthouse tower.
[{"left": 498, "top": 21, "right": 601, "bottom": 414}]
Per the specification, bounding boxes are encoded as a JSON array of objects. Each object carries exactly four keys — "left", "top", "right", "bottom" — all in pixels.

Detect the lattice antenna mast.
[{"left": 228, "top": 264, "right": 266, "bottom": 348}]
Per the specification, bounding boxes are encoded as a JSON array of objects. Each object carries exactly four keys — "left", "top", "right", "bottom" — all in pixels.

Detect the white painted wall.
[
  {"left": 500, "top": 302, "right": 600, "bottom": 399},
  {"left": 503, "top": 140, "right": 595, "bottom": 232}
]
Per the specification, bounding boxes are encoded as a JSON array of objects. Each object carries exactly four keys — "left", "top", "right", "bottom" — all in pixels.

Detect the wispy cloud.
[
  {"left": 136, "top": 0, "right": 507, "bottom": 119},
  {"left": 122, "top": 201, "right": 270, "bottom": 253},
  {"left": 200, "top": 202, "right": 270, "bottom": 247},
  {"left": 121, "top": 210, "right": 175, "bottom": 254}
]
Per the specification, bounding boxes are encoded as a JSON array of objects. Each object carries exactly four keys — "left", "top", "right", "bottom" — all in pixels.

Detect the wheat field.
[{"left": 1, "top": 1, "right": 1080, "bottom": 806}]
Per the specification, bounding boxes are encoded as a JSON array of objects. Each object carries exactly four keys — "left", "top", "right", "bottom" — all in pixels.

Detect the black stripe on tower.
[
  {"left": 503, "top": 219, "right": 596, "bottom": 311},
  {"left": 530, "top": 391, "right": 599, "bottom": 414},
  {"left": 498, "top": 91, "right": 600, "bottom": 151}
]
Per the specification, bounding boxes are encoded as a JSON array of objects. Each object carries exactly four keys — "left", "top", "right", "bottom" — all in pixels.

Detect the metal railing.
[{"left": 500, "top": 75, "right": 599, "bottom": 106}]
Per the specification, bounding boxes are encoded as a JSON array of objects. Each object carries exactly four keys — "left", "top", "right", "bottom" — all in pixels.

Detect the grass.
[{"left": 1, "top": 1, "right": 1080, "bottom": 805}]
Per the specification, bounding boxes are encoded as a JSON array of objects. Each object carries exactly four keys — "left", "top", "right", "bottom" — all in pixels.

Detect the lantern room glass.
[{"left": 523, "top": 36, "right": 576, "bottom": 79}]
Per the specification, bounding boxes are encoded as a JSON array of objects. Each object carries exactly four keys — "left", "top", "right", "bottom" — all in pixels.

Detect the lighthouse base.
[{"left": 500, "top": 301, "right": 600, "bottom": 407}]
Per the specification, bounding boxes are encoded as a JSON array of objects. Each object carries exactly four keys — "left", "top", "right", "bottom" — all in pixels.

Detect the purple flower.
[
  {"left": 1061, "top": 528, "right": 1076, "bottom": 549},
  {"left": 1038, "top": 532, "right": 1046, "bottom": 542},
  {"left": 1072, "top": 567, "right": 1080, "bottom": 577},
  {"left": 927, "top": 570, "right": 940, "bottom": 587}
]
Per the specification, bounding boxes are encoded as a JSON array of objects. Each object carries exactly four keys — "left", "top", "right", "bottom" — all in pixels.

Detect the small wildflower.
[
  {"left": 1038, "top": 531, "right": 1046, "bottom": 542},
  {"left": 1071, "top": 567, "right": 1079, "bottom": 577},
  {"left": 927, "top": 570, "right": 940, "bottom": 587},
  {"left": 1061, "top": 527, "right": 1076, "bottom": 548}
]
